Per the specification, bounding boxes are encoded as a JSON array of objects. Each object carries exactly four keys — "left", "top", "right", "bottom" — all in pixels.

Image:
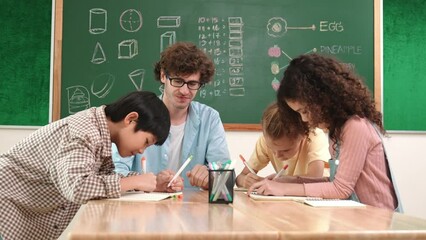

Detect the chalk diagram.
[
  {"left": 157, "top": 16, "right": 180, "bottom": 52},
  {"left": 69, "top": 8, "right": 147, "bottom": 112},
  {"left": 267, "top": 17, "right": 315, "bottom": 38},
  {"left": 89, "top": 8, "right": 107, "bottom": 34},
  {"left": 118, "top": 39, "right": 138, "bottom": 59},
  {"left": 91, "top": 73, "right": 115, "bottom": 98},
  {"left": 128, "top": 69, "right": 145, "bottom": 91},
  {"left": 91, "top": 42, "right": 106, "bottom": 64},
  {"left": 266, "top": 17, "right": 316, "bottom": 91},
  {"left": 67, "top": 86, "right": 90, "bottom": 114},
  {"left": 120, "top": 9, "right": 143, "bottom": 32}
]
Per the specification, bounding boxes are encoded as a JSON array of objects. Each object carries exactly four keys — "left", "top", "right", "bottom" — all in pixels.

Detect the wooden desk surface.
[{"left": 61, "top": 190, "right": 426, "bottom": 240}]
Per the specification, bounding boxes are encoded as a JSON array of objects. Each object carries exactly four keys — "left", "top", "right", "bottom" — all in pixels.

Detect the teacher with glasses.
[{"left": 112, "top": 42, "right": 230, "bottom": 190}]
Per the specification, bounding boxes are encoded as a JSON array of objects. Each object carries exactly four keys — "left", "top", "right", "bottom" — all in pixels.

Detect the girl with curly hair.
[{"left": 249, "top": 54, "right": 401, "bottom": 211}]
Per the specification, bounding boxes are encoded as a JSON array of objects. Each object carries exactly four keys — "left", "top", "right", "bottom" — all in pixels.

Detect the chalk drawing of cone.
[
  {"left": 67, "top": 86, "right": 90, "bottom": 114},
  {"left": 128, "top": 69, "right": 145, "bottom": 91},
  {"left": 91, "top": 42, "right": 106, "bottom": 64}
]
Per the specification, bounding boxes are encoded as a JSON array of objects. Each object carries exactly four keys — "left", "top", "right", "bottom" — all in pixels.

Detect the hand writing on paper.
[
  {"left": 266, "top": 174, "right": 299, "bottom": 183},
  {"left": 120, "top": 173, "right": 157, "bottom": 193},
  {"left": 186, "top": 164, "right": 209, "bottom": 190},
  {"left": 236, "top": 172, "right": 264, "bottom": 189},
  {"left": 248, "top": 179, "right": 286, "bottom": 196},
  {"left": 156, "top": 170, "right": 184, "bottom": 193}
]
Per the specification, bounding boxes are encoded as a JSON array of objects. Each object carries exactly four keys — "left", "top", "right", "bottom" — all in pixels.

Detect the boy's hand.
[{"left": 120, "top": 173, "right": 157, "bottom": 193}]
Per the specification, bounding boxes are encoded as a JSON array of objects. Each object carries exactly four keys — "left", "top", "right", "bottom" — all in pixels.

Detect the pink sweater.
[{"left": 304, "top": 116, "right": 398, "bottom": 210}]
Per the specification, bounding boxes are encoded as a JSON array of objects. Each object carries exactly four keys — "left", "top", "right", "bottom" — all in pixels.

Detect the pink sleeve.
[{"left": 304, "top": 118, "right": 371, "bottom": 198}]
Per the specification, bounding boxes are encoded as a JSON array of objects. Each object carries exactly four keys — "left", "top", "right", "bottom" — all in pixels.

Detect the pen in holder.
[{"left": 208, "top": 169, "right": 235, "bottom": 204}]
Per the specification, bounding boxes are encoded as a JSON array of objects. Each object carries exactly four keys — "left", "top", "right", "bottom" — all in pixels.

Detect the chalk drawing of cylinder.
[
  {"left": 89, "top": 8, "right": 107, "bottom": 34},
  {"left": 160, "top": 31, "right": 176, "bottom": 52}
]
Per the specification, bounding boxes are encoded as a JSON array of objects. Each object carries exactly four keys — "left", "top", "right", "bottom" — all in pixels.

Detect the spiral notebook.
[
  {"left": 108, "top": 191, "right": 183, "bottom": 202},
  {"left": 303, "top": 199, "right": 366, "bottom": 208}
]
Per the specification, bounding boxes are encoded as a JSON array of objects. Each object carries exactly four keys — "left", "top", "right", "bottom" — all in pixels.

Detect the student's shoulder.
[
  {"left": 343, "top": 116, "right": 372, "bottom": 132},
  {"left": 308, "top": 128, "right": 328, "bottom": 142},
  {"left": 67, "top": 107, "right": 103, "bottom": 138},
  {"left": 342, "top": 116, "right": 379, "bottom": 142}
]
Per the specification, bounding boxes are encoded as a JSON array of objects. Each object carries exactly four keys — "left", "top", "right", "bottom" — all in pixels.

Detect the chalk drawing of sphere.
[
  {"left": 267, "top": 17, "right": 287, "bottom": 37},
  {"left": 120, "top": 9, "right": 143, "bottom": 32}
]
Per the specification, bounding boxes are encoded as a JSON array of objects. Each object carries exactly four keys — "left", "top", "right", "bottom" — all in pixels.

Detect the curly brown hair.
[
  {"left": 262, "top": 102, "right": 309, "bottom": 141},
  {"left": 153, "top": 42, "right": 215, "bottom": 85},
  {"left": 277, "top": 53, "right": 384, "bottom": 145}
]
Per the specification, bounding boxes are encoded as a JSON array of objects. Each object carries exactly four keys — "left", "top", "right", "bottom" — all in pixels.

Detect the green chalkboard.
[
  {"left": 384, "top": 0, "right": 426, "bottom": 132},
  {"left": 0, "top": 0, "right": 51, "bottom": 126},
  {"left": 60, "top": 0, "right": 375, "bottom": 125}
]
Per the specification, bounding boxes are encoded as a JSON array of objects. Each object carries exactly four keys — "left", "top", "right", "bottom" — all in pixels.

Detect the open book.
[
  {"left": 304, "top": 199, "right": 366, "bottom": 208},
  {"left": 249, "top": 192, "right": 322, "bottom": 202},
  {"left": 108, "top": 191, "right": 183, "bottom": 202}
]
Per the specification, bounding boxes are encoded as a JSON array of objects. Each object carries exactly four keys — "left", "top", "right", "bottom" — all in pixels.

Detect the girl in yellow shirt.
[{"left": 236, "top": 102, "right": 330, "bottom": 189}]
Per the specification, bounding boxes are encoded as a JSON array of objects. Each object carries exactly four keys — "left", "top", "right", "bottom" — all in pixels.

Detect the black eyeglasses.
[{"left": 166, "top": 75, "right": 203, "bottom": 90}]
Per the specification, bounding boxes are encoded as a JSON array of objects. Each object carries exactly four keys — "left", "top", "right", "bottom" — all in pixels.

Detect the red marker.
[
  {"left": 273, "top": 164, "right": 288, "bottom": 180},
  {"left": 141, "top": 157, "right": 146, "bottom": 174},
  {"left": 239, "top": 154, "right": 256, "bottom": 174}
]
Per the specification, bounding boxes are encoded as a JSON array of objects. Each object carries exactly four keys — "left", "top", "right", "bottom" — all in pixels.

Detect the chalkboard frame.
[{"left": 52, "top": 0, "right": 381, "bottom": 131}]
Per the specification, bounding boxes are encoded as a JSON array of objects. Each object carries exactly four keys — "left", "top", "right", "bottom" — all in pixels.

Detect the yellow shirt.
[{"left": 248, "top": 128, "right": 330, "bottom": 176}]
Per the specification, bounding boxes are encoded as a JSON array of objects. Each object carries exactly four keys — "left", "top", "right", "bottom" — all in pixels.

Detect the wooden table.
[{"left": 60, "top": 190, "right": 426, "bottom": 239}]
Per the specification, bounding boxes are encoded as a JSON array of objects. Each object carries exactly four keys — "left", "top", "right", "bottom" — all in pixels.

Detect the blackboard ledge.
[
  {"left": 386, "top": 130, "right": 426, "bottom": 134},
  {"left": 0, "top": 125, "right": 42, "bottom": 130},
  {"left": 224, "top": 124, "right": 261, "bottom": 131}
]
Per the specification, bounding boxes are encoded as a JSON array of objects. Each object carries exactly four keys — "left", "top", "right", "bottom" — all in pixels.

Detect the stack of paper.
[
  {"left": 108, "top": 192, "right": 183, "bottom": 202},
  {"left": 303, "top": 199, "right": 366, "bottom": 208},
  {"left": 249, "top": 192, "right": 322, "bottom": 202}
]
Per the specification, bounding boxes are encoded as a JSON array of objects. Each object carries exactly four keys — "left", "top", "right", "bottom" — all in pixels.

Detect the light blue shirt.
[{"left": 112, "top": 101, "right": 230, "bottom": 187}]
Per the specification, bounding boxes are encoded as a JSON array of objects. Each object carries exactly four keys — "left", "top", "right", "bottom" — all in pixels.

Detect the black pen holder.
[{"left": 208, "top": 169, "right": 235, "bottom": 204}]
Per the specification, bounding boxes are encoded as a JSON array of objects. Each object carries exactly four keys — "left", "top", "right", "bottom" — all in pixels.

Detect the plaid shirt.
[{"left": 0, "top": 106, "right": 121, "bottom": 240}]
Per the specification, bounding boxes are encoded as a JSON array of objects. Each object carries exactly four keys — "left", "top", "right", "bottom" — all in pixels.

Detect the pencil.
[
  {"left": 239, "top": 154, "right": 256, "bottom": 174},
  {"left": 167, "top": 155, "right": 193, "bottom": 187}
]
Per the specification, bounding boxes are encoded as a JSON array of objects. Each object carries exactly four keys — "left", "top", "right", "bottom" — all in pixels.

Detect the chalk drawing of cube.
[{"left": 118, "top": 39, "right": 138, "bottom": 59}]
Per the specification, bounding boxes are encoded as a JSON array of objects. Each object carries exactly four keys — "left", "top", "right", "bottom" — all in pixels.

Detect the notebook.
[
  {"left": 304, "top": 199, "right": 366, "bottom": 208},
  {"left": 108, "top": 191, "right": 183, "bottom": 202},
  {"left": 249, "top": 192, "right": 322, "bottom": 202}
]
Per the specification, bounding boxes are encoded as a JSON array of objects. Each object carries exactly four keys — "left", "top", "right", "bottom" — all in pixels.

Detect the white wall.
[{"left": 1, "top": 128, "right": 425, "bottom": 219}]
